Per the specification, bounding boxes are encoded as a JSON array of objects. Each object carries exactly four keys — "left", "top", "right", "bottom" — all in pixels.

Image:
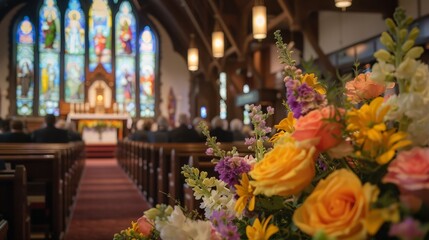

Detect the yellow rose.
[
  {"left": 293, "top": 169, "right": 379, "bottom": 240},
  {"left": 250, "top": 135, "right": 316, "bottom": 197}
]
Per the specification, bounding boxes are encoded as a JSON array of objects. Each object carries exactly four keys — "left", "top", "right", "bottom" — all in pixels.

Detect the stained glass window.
[
  {"left": 65, "top": 0, "right": 85, "bottom": 103},
  {"left": 115, "top": 1, "right": 136, "bottom": 116},
  {"left": 14, "top": 0, "right": 159, "bottom": 117},
  {"left": 139, "top": 26, "right": 156, "bottom": 117},
  {"left": 89, "top": 0, "right": 112, "bottom": 72},
  {"left": 39, "top": 0, "right": 60, "bottom": 115},
  {"left": 16, "top": 16, "right": 35, "bottom": 116}
]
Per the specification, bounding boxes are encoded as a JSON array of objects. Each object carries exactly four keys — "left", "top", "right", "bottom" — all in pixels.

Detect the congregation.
[{"left": 128, "top": 113, "right": 250, "bottom": 143}]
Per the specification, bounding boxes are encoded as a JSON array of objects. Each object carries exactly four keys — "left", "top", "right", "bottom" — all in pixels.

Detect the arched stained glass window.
[
  {"left": 39, "top": 0, "right": 61, "bottom": 115},
  {"left": 65, "top": 0, "right": 85, "bottom": 103},
  {"left": 89, "top": 0, "right": 112, "bottom": 73},
  {"left": 16, "top": 16, "right": 35, "bottom": 116},
  {"left": 115, "top": 1, "right": 136, "bottom": 116},
  {"left": 139, "top": 26, "right": 156, "bottom": 117}
]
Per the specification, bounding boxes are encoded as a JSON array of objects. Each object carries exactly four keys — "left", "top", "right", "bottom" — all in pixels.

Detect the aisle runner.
[{"left": 65, "top": 159, "right": 150, "bottom": 240}]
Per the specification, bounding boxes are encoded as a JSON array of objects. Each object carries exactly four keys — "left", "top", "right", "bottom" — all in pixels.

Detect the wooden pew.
[
  {"left": 0, "top": 220, "right": 8, "bottom": 240},
  {"left": 0, "top": 165, "right": 29, "bottom": 240},
  {"left": 0, "top": 142, "right": 84, "bottom": 240}
]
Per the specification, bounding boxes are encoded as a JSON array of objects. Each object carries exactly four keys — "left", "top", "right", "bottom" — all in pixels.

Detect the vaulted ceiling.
[{"left": 0, "top": 0, "right": 398, "bottom": 76}]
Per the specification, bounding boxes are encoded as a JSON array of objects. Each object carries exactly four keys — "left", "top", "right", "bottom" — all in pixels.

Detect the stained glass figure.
[
  {"left": 116, "top": 57, "right": 136, "bottom": 116},
  {"left": 16, "top": 16, "right": 34, "bottom": 115},
  {"left": 39, "top": 0, "right": 60, "bottom": 115},
  {"left": 65, "top": 55, "right": 85, "bottom": 102},
  {"left": 115, "top": 1, "right": 136, "bottom": 55},
  {"left": 39, "top": 0, "right": 60, "bottom": 51},
  {"left": 39, "top": 52, "right": 60, "bottom": 115},
  {"left": 65, "top": 0, "right": 85, "bottom": 103},
  {"left": 115, "top": 1, "right": 136, "bottom": 116},
  {"left": 89, "top": 0, "right": 112, "bottom": 72},
  {"left": 65, "top": 0, "right": 84, "bottom": 54},
  {"left": 139, "top": 26, "right": 156, "bottom": 117}
]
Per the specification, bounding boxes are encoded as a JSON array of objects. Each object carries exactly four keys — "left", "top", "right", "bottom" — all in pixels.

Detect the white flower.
[
  {"left": 155, "top": 206, "right": 212, "bottom": 240},
  {"left": 410, "top": 62, "right": 429, "bottom": 99},
  {"left": 407, "top": 115, "right": 429, "bottom": 146},
  {"left": 371, "top": 61, "right": 395, "bottom": 84},
  {"left": 396, "top": 57, "right": 419, "bottom": 80}
]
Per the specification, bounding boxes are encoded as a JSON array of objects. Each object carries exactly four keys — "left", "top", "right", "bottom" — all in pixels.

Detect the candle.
[
  {"left": 70, "top": 103, "right": 74, "bottom": 113},
  {"left": 85, "top": 103, "right": 90, "bottom": 113},
  {"left": 113, "top": 103, "right": 118, "bottom": 114}
]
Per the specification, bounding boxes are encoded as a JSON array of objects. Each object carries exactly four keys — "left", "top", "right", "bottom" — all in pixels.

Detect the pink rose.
[
  {"left": 345, "top": 73, "right": 385, "bottom": 104},
  {"left": 292, "top": 106, "right": 344, "bottom": 152},
  {"left": 136, "top": 216, "right": 153, "bottom": 236},
  {"left": 383, "top": 147, "right": 429, "bottom": 209}
]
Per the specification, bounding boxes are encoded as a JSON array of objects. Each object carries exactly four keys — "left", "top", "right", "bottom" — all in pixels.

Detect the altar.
[{"left": 66, "top": 113, "right": 132, "bottom": 144}]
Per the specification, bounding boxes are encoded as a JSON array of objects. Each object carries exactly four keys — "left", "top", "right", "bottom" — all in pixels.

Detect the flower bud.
[
  {"left": 380, "top": 32, "right": 394, "bottom": 47},
  {"left": 408, "top": 27, "right": 420, "bottom": 41},
  {"left": 374, "top": 49, "right": 392, "bottom": 62},
  {"left": 401, "top": 39, "right": 414, "bottom": 52},
  {"left": 144, "top": 208, "right": 160, "bottom": 220},
  {"left": 405, "top": 46, "right": 424, "bottom": 59},
  {"left": 399, "top": 29, "right": 408, "bottom": 42},
  {"left": 385, "top": 18, "right": 396, "bottom": 33}
]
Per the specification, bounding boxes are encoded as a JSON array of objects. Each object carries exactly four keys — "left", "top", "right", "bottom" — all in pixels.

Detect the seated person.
[
  {"left": 169, "top": 113, "right": 203, "bottom": 143},
  {"left": 129, "top": 119, "right": 153, "bottom": 142},
  {"left": 31, "top": 114, "right": 70, "bottom": 143},
  {"left": 148, "top": 116, "right": 170, "bottom": 143},
  {"left": 210, "top": 116, "right": 234, "bottom": 142},
  {"left": 56, "top": 120, "right": 82, "bottom": 142},
  {"left": 230, "top": 118, "right": 246, "bottom": 141},
  {"left": 192, "top": 117, "right": 209, "bottom": 142},
  {"left": 0, "top": 119, "right": 32, "bottom": 143}
]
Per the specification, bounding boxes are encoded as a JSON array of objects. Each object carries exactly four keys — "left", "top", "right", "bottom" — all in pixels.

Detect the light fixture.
[
  {"left": 252, "top": 0, "right": 267, "bottom": 40},
  {"left": 212, "top": 21, "right": 224, "bottom": 58},
  {"left": 335, "top": 0, "right": 352, "bottom": 10},
  {"left": 187, "top": 34, "right": 199, "bottom": 71}
]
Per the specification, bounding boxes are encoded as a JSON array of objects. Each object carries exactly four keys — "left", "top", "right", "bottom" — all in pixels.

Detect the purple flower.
[
  {"left": 205, "top": 148, "right": 214, "bottom": 156},
  {"left": 210, "top": 210, "right": 239, "bottom": 240},
  {"left": 317, "top": 158, "right": 327, "bottom": 171},
  {"left": 245, "top": 137, "right": 256, "bottom": 145},
  {"left": 267, "top": 106, "right": 274, "bottom": 115},
  {"left": 215, "top": 156, "right": 251, "bottom": 187},
  {"left": 389, "top": 217, "right": 426, "bottom": 240}
]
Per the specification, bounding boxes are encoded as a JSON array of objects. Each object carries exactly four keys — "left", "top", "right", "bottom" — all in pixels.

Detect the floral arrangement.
[{"left": 114, "top": 8, "right": 429, "bottom": 240}]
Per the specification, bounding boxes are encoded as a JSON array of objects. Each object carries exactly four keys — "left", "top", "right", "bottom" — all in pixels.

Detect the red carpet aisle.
[{"left": 65, "top": 159, "right": 150, "bottom": 240}]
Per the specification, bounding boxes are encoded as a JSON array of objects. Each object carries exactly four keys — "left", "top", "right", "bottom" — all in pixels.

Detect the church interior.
[{"left": 0, "top": 0, "right": 428, "bottom": 239}]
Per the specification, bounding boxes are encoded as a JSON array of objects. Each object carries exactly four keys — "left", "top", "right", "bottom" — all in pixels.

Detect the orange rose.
[
  {"left": 250, "top": 135, "right": 316, "bottom": 197},
  {"left": 293, "top": 169, "right": 379, "bottom": 240},
  {"left": 136, "top": 216, "right": 153, "bottom": 236},
  {"left": 345, "top": 73, "right": 385, "bottom": 104},
  {"left": 292, "top": 106, "right": 344, "bottom": 152}
]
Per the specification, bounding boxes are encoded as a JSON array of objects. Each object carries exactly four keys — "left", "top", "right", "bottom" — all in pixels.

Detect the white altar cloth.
[{"left": 66, "top": 113, "right": 133, "bottom": 129}]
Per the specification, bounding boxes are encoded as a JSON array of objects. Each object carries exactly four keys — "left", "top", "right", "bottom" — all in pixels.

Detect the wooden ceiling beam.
[
  {"left": 181, "top": 0, "right": 213, "bottom": 57},
  {"left": 208, "top": 0, "right": 243, "bottom": 59}
]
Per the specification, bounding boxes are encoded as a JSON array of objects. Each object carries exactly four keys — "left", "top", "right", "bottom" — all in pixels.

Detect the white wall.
[
  {"left": 149, "top": 16, "right": 190, "bottom": 126},
  {"left": 303, "top": 0, "right": 429, "bottom": 60},
  {"left": 0, "top": 4, "right": 24, "bottom": 118}
]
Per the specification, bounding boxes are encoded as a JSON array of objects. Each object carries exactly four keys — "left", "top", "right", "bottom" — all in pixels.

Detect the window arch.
[{"left": 12, "top": 0, "right": 159, "bottom": 117}]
